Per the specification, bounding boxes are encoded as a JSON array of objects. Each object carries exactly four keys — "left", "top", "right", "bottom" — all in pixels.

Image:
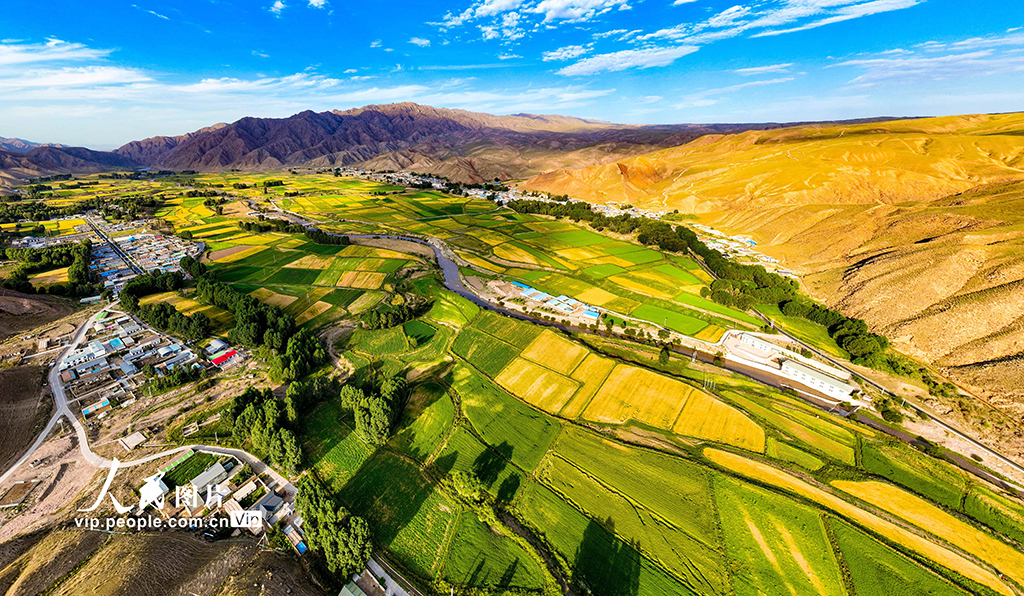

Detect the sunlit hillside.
[{"left": 522, "top": 113, "right": 1024, "bottom": 420}]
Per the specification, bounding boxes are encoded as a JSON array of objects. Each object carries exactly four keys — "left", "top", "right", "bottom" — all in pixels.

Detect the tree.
[
  {"left": 451, "top": 470, "right": 483, "bottom": 503},
  {"left": 659, "top": 346, "right": 671, "bottom": 366},
  {"left": 355, "top": 396, "right": 392, "bottom": 446},
  {"left": 295, "top": 475, "right": 372, "bottom": 576}
]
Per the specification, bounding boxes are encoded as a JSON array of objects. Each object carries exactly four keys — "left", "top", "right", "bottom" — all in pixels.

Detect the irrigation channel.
[{"left": 270, "top": 208, "right": 1024, "bottom": 497}]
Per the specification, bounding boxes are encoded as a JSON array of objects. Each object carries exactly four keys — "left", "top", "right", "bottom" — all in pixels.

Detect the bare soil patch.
[
  {"left": 0, "top": 366, "right": 51, "bottom": 473},
  {"left": 207, "top": 244, "right": 253, "bottom": 261},
  {"left": 0, "top": 291, "right": 74, "bottom": 342}
]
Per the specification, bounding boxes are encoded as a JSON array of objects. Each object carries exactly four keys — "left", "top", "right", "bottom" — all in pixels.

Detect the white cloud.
[
  {"left": 498, "top": 53, "right": 522, "bottom": 59},
  {"left": 644, "top": 0, "right": 923, "bottom": 44},
  {"left": 753, "top": 0, "right": 922, "bottom": 37},
  {"left": 0, "top": 66, "right": 151, "bottom": 90},
  {"left": 640, "top": 95, "right": 663, "bottom": 103},
  {"left": 437, "top": 0, "right": 630, "bottom": 37},
  {"left": 252, "top": 50, "right": 270, "bottom": 58},
  {"left": 557, "top": 45, "right": 698, "bottom": 75},
  {"left": 542, "top": 44, "right": 592, "bottom": 61},
  {"left": 734, "top": 62, "right": 792, "bottom": 75},
  {"left": 832, "top": 49, "right": 1024, "bottom": 86},
  {"left": 350, "top": 75, "right": 375, "bottom": 81},
  {"left": 147, "top": 10, "right": 170, "bottom": 20},
  {"left": 308, "top": 0, "right": 328, "bottom": 7},
  {"left": 674, "top": 76, "right": 794, "bottom": 107},
  {"left": 269, "top": 0, "right": 286, "bottom": 15},
  {"left": 409, "top": 37, "right": 431, "bottom": 47},
  {"left": 0, "top": 39, "right": 112, "bottom": 66},
  {"left": 370, "top": 39, "right": 382, "bottom": 48},
  {"left": 343, "top": 68, "right": 358, "bottom": 73},
  {"left": 672, "top": 0, "right": 697, "bottom": 4}
]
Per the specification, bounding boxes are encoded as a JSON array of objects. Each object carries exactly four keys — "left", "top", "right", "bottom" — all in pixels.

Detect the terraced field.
[{"left": 25, "top": 172, "right": 1024, "bottom": 596}]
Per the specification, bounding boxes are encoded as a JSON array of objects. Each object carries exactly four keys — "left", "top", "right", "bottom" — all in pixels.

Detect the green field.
[
  {"left": 832, "top": 519, "right": 971, "bottom": 596},
  {"left": 451, "top": 328, "right": 519, "bottom": 376},
  {"left": 301, "top": 401, "right": 374, "bottom": 492},
  {"left": 390, "top": 382, "right": 455, "bottom": 461},
  {"left": 861, "top": 441, "right": 971, "bottom": 509},
  {"left": 338, "top": 451, "right": 457, "bottom": 579},
  {"left": 517, "top": 482, "right": 697, "bottom": 596},
  {"left": 442, "top": 513, "right": 547, "bottom": 590},
  {"left": 716, "top": 477, "right": 845, "bottom": 596},
  {"left": 436, "top": 426, "right": 525, "bottom": 503},
  {"left": 631, "top": 303, "right": 708, "bottom": 335},
  {"left": 450, "top": 364, "right": 560, "bottom": 472}
]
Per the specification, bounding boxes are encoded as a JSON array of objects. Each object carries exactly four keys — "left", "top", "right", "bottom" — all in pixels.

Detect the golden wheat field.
[
  {"left": 495, "top": 358, "right": 581, "bottom": 413},
  {"left": 519, "top": 330, "right": 589, "bottom": 375}
]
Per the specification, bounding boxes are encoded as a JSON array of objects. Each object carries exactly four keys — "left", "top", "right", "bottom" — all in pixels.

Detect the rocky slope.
[{"left": 522, "top": 112, "right": 1024, "bottom": 415}]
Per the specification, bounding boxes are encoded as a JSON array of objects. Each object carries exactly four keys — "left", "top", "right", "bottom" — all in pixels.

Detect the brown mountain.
[
  {"left": 0, "top": 146, "right": 138, "bottom": 190},
  {"left": 521, "top": 112, "right": 1024, "bottom": 424},
  {"left": 115, "top": 103, "right": 895, "bottom": 183},
  {"left": 0, "top": 138, "right": 67, "bottom": 154}
]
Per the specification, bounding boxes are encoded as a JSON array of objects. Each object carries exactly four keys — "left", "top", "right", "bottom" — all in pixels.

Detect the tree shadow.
[
  {"left": 497, "top": 558, "right": 519, "bottom": 589},
  {"left": 495, "top": 475, "right": 520, "bottom": 504},
  {"left": 573, "top": 517, "right": 641, "bottom": 596},
  {"left": 473, "top": 440, "right": 512, "bottom": 487}
]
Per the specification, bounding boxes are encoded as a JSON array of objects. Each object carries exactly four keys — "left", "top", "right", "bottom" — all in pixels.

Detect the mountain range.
[{"left": 0, "top": 103, "right": 897, "bottom": 188}]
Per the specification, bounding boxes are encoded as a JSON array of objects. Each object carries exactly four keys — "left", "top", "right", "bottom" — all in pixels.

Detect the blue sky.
[{"left": 2, "top": 0, "right": 1023, "bottom": 147}]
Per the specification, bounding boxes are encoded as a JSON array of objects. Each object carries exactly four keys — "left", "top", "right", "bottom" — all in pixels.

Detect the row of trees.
[
  {"left": 178, "top": 255, "right": 207, "bottom": 278},
  {"left": 340, "top": 375, "right": 407, "bottom": 446},
  {"left": 296, "top": 474, "right": 372, "bottom": 576},
  {"left": 304, "top": 228, "right": 350, "bottom": 245},
  {"left": 362, "top": 302, "right": 423, "bottom": 330},
  {"left": 236, "top": 218, "right": 304, "bottom": 234}
]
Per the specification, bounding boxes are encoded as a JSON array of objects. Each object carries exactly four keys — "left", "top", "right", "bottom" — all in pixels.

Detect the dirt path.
[{"left": 320, "top": 323, "right": 356, "bottom": 380}]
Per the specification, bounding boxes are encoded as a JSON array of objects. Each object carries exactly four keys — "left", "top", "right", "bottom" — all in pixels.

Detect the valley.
[{"left": 2, "top": 169, "right": 1023, "bottom": 596}]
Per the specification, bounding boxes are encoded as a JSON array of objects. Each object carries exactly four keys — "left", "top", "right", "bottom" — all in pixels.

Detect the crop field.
[
  {"left": 471, "top": 310, "right": 542, "bottom": 348},
  {"left": 451, "top": 328, "right": 519, "bottom": 377},
  {"left": 351, "top": 326, "right": 410, "bottom": 356},
  {"left": 495, "top": 358, "right": 581, "bottom": 413},
  {"left": 831, "top": 520, "right": 971, "bottom": 596},
  {"left": 517, "top": 482, "right": 698, "bottom": 596},
  {"left": 964, "top": 485, "right": 1024, "bottom": 546},
  {"left": 338, "top": 451, "right": 458, "bottom": 579},
  {"left": 425, "top": 290, "right": 479, "bottom": 327},
  {"left": 161, "top": 452, "right": 218, "bottom": 490},
  {"left": 441, "top": 513, "right": 547, "bottom": 590},
  {"left": 765, "top": 438, "right": 824, "bottom": 471},
  {"left": 672, "top": 390, "right": 765, "bottom": 452},
  {"left": 561, "top": 353, "right": 617, "bottom": 418},
  {"left": 436, "top": 426, "right": 525, "bottom": 502},
  {"left": 519, "top": 329, "right": 589, "bottom": 374},
  {"left": 726, "top": 392, "right": 855, "bottom": 464},
  {"left": 538, "top": 454, "right": 728, "bottom": 595},
  {"left": 705, "top": 448, "right": 1015, "bottom": 596},
  {"left": 860, "top": 441, "right": 970, "bottom": 509},
  {"left": 716, "top": 477, "right": 845, "bottom": 596},
  {"left": 631, "top": 304, "right": 708, "bottom": 335},
  {"left": 301, "top": 401, "right": 374, "bottom": 493},
  {"left": 449, "top": 365, "right": 560, "bottom": 472},
  {"left": 832, "top": 480, "right": 1024, "bottom": 588},
  {"left": 27, "top": 267, "right": 69, "bottom": 286}
]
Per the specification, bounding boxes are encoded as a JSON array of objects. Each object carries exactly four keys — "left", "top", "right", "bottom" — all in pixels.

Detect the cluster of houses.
[
  {"left": 490, "top": 280, "right": 602, "bottom": 323},
  {"left": 56, "top": 312, "right": 239, "bottom": 421},
  {"left": 723, "top": 331, "right": 859, "bottom": 403},
  {"left": 138, "top": 451, "right": 307, "bottom": 555},
  {"left": 91, "top": 240, "right": 139, "bottom": 295},
  {"left": 116, "top": 233, "right": 197, "bottom": 275}
]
